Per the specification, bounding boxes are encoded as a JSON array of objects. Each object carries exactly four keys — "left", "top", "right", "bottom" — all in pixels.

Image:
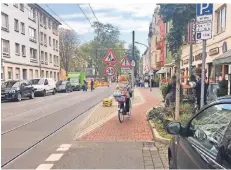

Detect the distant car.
[
  {"left": 56, "top": 80, "right": 72, "bottom": 93},
  {"left": 1, "top": 80, "right": 35, "bottom": 102},
  {"left": 30, "top": 78, "right": 56, "bottom": 96},
  {"left": 165, "top": 97, "right": 231, "bottom": 169}
]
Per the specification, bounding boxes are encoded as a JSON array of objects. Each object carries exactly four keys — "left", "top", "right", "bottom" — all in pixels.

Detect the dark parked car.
[
  {"left": 56, "top": 80, "right": 72, "bottom": 93},
  {"left": 1, "top": 80, "right": 35, "bottom": 102},
  {"left": 166, "top": 97, "right": 231, "bottom": 169}
]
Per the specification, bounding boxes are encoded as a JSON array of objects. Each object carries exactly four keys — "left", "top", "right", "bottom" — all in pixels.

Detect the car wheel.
[
  {"left": 43, "top": 90, "right": 46, "bottom": 97},
  {"left": 169, "top": 153, "right": 176, "bottom": 169},
  {"left": 52, "top": 89, "right": 56, "bottom": 95},
  {"left": 16, "top": 93, "right": 22, "bottom": 102},
  {"left": 30, "top": 91, "right": 35, "bottom": 99}
]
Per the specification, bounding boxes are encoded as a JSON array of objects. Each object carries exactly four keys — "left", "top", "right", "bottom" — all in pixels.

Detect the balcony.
[
  {"left": 156, "top": 41, "right": 162, "bottom": 50},
  {"left": 156, "top": 61, "right": 164, "bottom": 67}
]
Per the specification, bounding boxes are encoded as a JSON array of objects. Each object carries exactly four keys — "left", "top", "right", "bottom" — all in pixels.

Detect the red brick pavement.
[{"left": 79, "top": 88, "right": 161, "bottom": 141}]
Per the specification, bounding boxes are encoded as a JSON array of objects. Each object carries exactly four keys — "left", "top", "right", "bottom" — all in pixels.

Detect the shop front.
[{"left": 213, "top": 49, "right": 231, "bottom": 95}]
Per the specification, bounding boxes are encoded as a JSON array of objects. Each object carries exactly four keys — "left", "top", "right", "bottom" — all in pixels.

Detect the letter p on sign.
[{"left": 197, "top": 3, "right": 213, "bottom": 16}]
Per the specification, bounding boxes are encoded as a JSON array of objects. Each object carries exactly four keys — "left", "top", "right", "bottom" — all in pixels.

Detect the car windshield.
[
  {"left": 2, "top": 81, "right": 20, "bottom": 88},
  {"left": 57, "top": 81, "right": 67, "bottom": 85},
  {"left": 30, "top": 79, "right": 44, "bottom": 85}
]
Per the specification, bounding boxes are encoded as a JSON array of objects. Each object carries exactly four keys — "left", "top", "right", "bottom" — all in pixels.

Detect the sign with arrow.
[
  {"left": 104, "top": 65, "right": 116, "bottom": 77},
  {"left": 120, "top": 56, "right": 131, "bottom": 68},
  {"left": 102, "top": 48, "right": 117, "bottom": 64}
]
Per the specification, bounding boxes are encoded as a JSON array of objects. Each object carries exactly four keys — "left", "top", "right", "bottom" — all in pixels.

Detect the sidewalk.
[{"left": 40, "top": 87, "right": 169, "bottom": 169}]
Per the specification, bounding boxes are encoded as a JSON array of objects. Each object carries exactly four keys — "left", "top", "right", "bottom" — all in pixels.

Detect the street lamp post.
[
  {"left": 135, "top": 41, "right": 152, "bottom": 91},
  {"left": 131, "top": 60, "right": 136, "bottom": 99}
]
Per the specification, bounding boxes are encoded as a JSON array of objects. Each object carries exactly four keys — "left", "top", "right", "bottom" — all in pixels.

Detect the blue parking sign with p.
[{"left": 196, "top": 4, "right": 213, "bottom": 16}]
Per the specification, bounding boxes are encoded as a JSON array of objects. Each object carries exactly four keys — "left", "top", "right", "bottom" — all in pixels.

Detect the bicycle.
[{"left": 113, "top": 91, "right": 131, "bottom": 123}]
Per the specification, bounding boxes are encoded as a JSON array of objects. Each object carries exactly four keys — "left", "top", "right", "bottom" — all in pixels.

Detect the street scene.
[{"left": 1, "top": 2, "right": 231, "bottom": 170}]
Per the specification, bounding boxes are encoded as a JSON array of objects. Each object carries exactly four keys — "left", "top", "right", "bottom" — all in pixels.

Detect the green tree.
[{"left": 159, "top": 4, "right": 196, "bottom": 120}]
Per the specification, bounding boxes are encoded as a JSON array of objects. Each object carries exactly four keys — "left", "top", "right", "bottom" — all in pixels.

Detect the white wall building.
[{"left": 1, "top": 3, "right": 61, "bottom": 82}]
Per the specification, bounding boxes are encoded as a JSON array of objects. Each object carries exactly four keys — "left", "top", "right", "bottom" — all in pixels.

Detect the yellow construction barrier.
[{"left": 102, "top": 98, "right": 113, "bottom": 107}]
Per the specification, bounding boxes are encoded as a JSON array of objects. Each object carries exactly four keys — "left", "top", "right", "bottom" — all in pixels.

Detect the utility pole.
[
  {"left": 188, "top": 20, "right": 193, "bottom": 95},
  {"left": 132, "top": 31, "right": 135, "bottom": 89},
  {"left": 95, "top": 48, "right": 97, "bottom": 79},
  {"left": 200, "top": 40, "right": 206, "bottom": 108}
]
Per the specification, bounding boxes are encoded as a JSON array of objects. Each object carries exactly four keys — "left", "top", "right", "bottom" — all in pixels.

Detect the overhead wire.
[
  {"left": 88, "top": 4, "right": 99, "bottom": 23},
  {"left": 77, "top": 4, "right": 93, "bottom": 26}
]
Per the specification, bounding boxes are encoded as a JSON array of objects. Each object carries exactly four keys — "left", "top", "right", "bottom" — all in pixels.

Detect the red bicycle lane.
[{"left": 79, "top": 88, "right": 161, "bottom": 141}]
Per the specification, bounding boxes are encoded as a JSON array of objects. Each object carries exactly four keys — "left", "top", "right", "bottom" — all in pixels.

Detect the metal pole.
[
  {"left": 200, "top": 40, "right": 206, "bottom": 108},
  {"left": 132, "top": 31, "right": 135, "bottom": 89},
  {"left": 189, "top": 21, "right": 193, "bottom": 80},
  {"left": 148, "top": 38, "right": 152, "bottom": 91}
]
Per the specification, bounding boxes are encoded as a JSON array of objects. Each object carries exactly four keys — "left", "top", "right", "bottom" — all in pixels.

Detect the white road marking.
[
  {"left": 56, "top": 144, "right": 72, "bottom": 151},
  {"left": 36, "top": 164, "right": 54, "bottom": 170},
  {"left": 45, "top": 153, "right": 63, "bottom": 162}
]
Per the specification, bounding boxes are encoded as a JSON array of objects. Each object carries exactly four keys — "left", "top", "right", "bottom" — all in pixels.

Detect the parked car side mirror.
[
  {"left": 166, "top": 122, "right": 181, "bottom": 135},
  {"left": 44, "top": 82, "right": 48, "bottom": 85}
]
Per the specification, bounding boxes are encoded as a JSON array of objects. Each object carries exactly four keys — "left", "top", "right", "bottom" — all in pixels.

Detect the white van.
[{"left": 30, "top": 78, "right": 56, "bottom": 96}]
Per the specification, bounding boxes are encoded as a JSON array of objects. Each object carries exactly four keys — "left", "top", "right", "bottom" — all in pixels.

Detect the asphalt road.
[{"left": 1, "top": 85, "right": 115, "bottom": 169}]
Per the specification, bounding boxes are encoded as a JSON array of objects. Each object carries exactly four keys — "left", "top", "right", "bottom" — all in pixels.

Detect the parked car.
[
  {"left": 165, "top": 96, "right": 231, "bottom": 169},
  {"left": 56, "top": 80, "right": 72, "bottom": 93},
  {"left": 1, "top": 80, "right": 35, "bottom": 102},
  {"left": 30, "top": 78, "right": 56, "bottom": 96}
]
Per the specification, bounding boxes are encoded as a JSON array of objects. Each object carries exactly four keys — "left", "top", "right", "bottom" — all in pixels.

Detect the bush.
[{"left": 160, "top": 83, "right": 169, "bottom": 99}]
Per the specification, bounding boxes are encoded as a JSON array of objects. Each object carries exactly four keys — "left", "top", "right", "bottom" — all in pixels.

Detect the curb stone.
[{"left": 146, "top": 104, "right": 171, "bottom": 145}]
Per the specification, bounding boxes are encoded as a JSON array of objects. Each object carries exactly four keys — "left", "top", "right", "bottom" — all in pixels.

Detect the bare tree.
[{"left": 59, "top": 28, "right": 80, "bottom": 74}]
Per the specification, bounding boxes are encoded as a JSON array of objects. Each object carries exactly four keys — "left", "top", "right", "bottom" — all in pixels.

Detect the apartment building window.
[
  {"left": 53, "top": 55, "right": 56, "bottom": 65},
  {"left": 216, "top": 6, "right": 226, "bottom": 34},
  {"left": 4, "top": 3, "right": 8, "bottom": 6},
  {"left": 45, "top": 52, "right": 48, "bottom": 64},
  {"left": 50, "top": 71, "right": 53, "bottom": 78},
  {"left": 8, "top": 67, "right": 13, "bottom": 80},
  {"left": 29, "top": 7, "right": 36, "bottom": 21},
  {"left": 29, "top": 69, "right": 33, "bottom": 79},
  {"left": 22, "top": 45, "right": 26, "bottom": 57},
  {"left": 35, "top": 70, "right": 39, "bottom": 78},
  {"left": 48, "top": 19, "right": 51, "bottom": 29},
  {"left": 53, "top": 39, "right": 55, "bottom": 50},
  {"left": 44, "top": 34, "right": 47, "bottom": 46},
  {"left": 43, "top": 16, "right": 46, "bottom": 28},
  {"left": 29, "top": 27, "right": 36, "bottom": 42},
  {"left": 54, "top": 72, "right": 57, "bottom": 81},
  {"left": 20, "top": 4, "right": 24, "bottom": 11},
  {"left": 14, "top": 19, "right": 19, "bottom": 32},
  {"left": 2, "top": 39, "right": 10, "bottom": 58},
  {"left": 40, "top": 32, "right": 43, "bottom": 45},
  {"left": 50, "top": 54, "right": 52, "bottom": 63},
  {"left": 30, "top": 48, "right": 37, "bottom": 60},
  {"left": 15, "top": 68, "right": 20, "bottom": 80},
  {"left": 56, "top": 40, "right": 58, "bottom": 51},
  {"left": 1, "top": 12, "right": 9, "bottom": 31},
  {"left": 40, "top": 13, "right": 43, "bottom": 24},
  {"left": 13, "top": 4, "right": 18, "bottom": 8},
  {"left": 15, "top": 43, "right": 20, "bottom": 56},
  {"left": 1, "top": 67, "right": 4, "bottom": 81},
  {"left": 41, "top": 51, "right": 44, "bottom": 62},
  {"left": 21, "top": 22, "right": 25, "bottom": 34},
  {"left": 49, "top": 37, "right": 51, "bottom": 46}
]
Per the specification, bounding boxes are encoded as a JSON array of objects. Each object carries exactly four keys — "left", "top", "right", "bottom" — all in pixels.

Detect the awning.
[
  {"left": 213, "top": 49, "right": 231, "bottom": 65},
  {"left": 156, "top": 67, "right": 167, "bottom": 74}
]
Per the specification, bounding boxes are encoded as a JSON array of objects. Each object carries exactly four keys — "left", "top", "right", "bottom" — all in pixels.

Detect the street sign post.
[
  {"left": 104, "top": 65, "right": 116, "bottom": 77},
  {"left": 196, "top": 3, "right": 213, "bottom": 108},
  {"left": 102, "top": 48, "right": 117, "bottom": 65}
]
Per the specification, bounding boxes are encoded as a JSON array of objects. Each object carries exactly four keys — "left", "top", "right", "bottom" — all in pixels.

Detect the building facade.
[
  {"left": 180, "top": 3, "right": 231, "bottom": 94},
  {"left": 1, "top": 3, "right": 61, "bottom": 82}
]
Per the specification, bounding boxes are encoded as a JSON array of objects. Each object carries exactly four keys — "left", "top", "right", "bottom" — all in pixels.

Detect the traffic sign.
[
  {"left": 120, "top": 56, "right": 131, "bottom": 68},
  {"left": 196, "top": 4, "right": 213, "bottom": 16},
  {"left": 196, "top": 3, "right": 213, "bottom": 40},
  {"left": 102, "top": 48, "right": 117, "bottom": 64},
  {"left": 104, "top": 65, "right": 116, "bottom": 77}
]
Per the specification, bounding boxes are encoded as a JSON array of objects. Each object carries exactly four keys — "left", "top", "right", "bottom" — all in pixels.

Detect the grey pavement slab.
[{"left": 52, "top": 141, "right": 145, "bottom": 169}]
